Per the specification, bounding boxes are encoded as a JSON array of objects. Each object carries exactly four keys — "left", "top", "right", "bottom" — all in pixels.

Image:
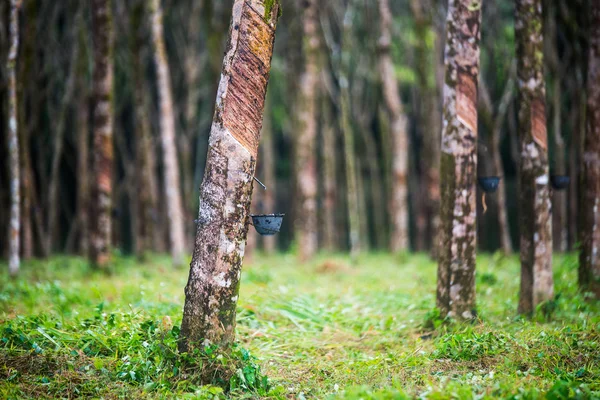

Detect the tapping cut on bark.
[
  {"left": 8, "top": 0, "right": 21, "bottom": 276},
  {"left": 179, "top": 0, "right": 279, "bottom": 352},
  {"left": 436, "top": 0, "right": 482, "bottom": 320},
  {"left": 579, "top": 0, "right": 600, "bottom": 298},
  {"left": 516, "top": 0, "right": 554, "bottom": 315}
]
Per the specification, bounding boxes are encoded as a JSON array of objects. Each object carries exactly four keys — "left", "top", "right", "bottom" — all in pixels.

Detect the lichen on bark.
[
  {"left": 515, "top": 0, "right": 554, "bottom": 315},
  {"left": 436, "top": 0, "right": 481, "bottom": 320},
  {"left": 179, "top": 0, "right": 279, "bottom": 353}
]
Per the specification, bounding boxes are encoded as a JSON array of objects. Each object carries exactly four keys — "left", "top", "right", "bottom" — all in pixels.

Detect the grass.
[{"left": 0, "top": 252, "right": 599, "bottom": 399}]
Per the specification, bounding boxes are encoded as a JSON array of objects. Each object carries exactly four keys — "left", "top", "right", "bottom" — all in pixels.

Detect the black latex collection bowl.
[
  {"left": 550, "top": 175, "right": 570, "bottom": 190},
  {"left": 478, "top": 176, "right": 501, "bottom": 193},
  {"left": 250, "top": 214, "right": 285, "bottom": 236}
]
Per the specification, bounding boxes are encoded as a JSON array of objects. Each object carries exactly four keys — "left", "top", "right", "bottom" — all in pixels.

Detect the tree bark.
[
  {"left": 436, "top": 0, "right": 481, "bottom": 320},
  {"left": 179, "top": 0, "right": 280, "bottom": 352},
  {"left": 411, "top": 0, "right": 442, "bottom": 255},
  {"left": 340, "top": 2, "right": 361, "bottom": 256},
  {"left": 8, "top": 0, "right": 21, "bottom": 276},
  {"left": 18, "top": 0, "right": 34, "bottom": 260},
  {"left": 321, "top": 106, "right": 337, "bottom": 252},
  {"left": 579, "top": 0, "right": 600, "bottom": 298},
  {"left": 293, "top": 0, "right": 319, "bottom": 260},
  {"left": 150, "top": 0, "right": 187, "bottom": 267},
  {"left": 90, "top": 0, "right": 114, "bottom": 268},
  {"left": 378, "top": 0, "right": 409, "bottom": 253},
  {"left": 130, "top": 0, "right": 159, "bottom": 259},
  {"left": 516, "top": 0, "right": 554, "bottom": 315},
  {"left": 479, "top": 75, "right": 514, "bottom": 254},
  {"left": 76, "top": 82, "right": 90, "bottom": 256}
]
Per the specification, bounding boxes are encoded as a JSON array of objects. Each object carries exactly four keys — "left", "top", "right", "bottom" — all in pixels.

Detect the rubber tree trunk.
[
  {"left": 411, "top": 0, "right": 441, "bottom": 255},
  {"left": 516, "top": 0, "right": 554, "bottom": 315},
  {"left": 436, "top": 0, "right": 481, "bottom": 320},
  {"left": 131, "top": 0, "right": 159, "bottom": 259},
  {"left": 89, "top": 0, "right": 114, "bottom": 268},
  {"left": 150, "top": 0, "right": 187, "bottom": 267},
  {"left": 179, "top": 0, "right": 280, "bottom": 352},
  {"left": 579, "top": 1, "right": 600, "bottom": 298},
  {"left": 293, "top": 0, "right": 319, "bottom": 260},
  {"left": 340, "top": 2, "right": 361, "bottom": 256},
  {"left": 8, "top": 0, "right": 21, "bottom": 276},
  {"left": 378, "top": 0, "right": 409, "bottom": 252},
  {"left": 322, "top": 106, "right": 337, "bottom": 252},
  {"left": 18, "top": 0, "right": 34, "bottom": 260},
  {"left": 76, "top": 79, "right": 90, "bottom": 256}
]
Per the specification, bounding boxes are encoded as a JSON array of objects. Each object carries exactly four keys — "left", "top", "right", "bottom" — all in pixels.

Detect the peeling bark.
[
  {"left": 179, "top": 0, "right": 279, "bottom": 352},
  {"left": 8, "top": 0, "right": 21, "bottom": 276},
  {"left": 437, "top": 0, "right": 481, "bottom": 320},
  {"left": 579, "top": 0, "right": 600, "bottom": 298},
  {"left": 294, "top": 0, "right": 319, "bottom": 260},
  {"left": 378, "top": 0, "right": 409, "bottom": 252},
  {"left": 90, "top": 0, "right": 114, "bottom": 268},
  {"left": 150, "top": 0, "right": 187, "bottom": 267},
  {"left": 516, "top": 0, "right": 554, "bottom": 315}
]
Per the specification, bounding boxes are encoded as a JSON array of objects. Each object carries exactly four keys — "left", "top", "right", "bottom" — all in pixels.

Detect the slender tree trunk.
[
  {"left": 293, "top": 0, "right": 319, "bottom": 260},
  {"left": 436, "top": 0, "right": 481, "bottom": 320},
  {"left": 18, "top": 0, "right": 34, "bottom": 260},
  {"left": 340, "top": 3, "right": 361, "bottom": 256},
  {"left": 90, "top": 0, "right": 114, "bottom": 268},
  {"left": 480, "top": 76, "right": 514, "bottom": 254},
  {"left": 76, "top": 94, "right": 90, "bottom": 255},
  {"left": 579, "top": 1, "right": 600, "bottom": 298},
  {"left": 262, "top": 95, "right": 277, "bottom": 254},
  {"left": 150, "top": 0, "right": 187, "bottom": 267},
  {"left": 411, "top": 0, "right": 441, "bottom": 255},
  {"left": 516, "top": 0, "right": 553, "bottom": 315},
  {"left": 551, "top": 87, "right": 568, "bottom": 252},
  {"left": 179, "top": 0, "right": 280, "bottom": 352},
  {"left": 322, "top": 110, "right": 337, "bottom": 252},
  {"left": 130, "top": 0, "right": 158, "bottom": 259},
  {"left": 8, "top": 0, "right": 21, "bottom": 276},
  {"left": 181, "top": 0, "right": 204, "bottom": 251},
  {"left": 378, "top": 0, "right": 409, "bottom": 252}
]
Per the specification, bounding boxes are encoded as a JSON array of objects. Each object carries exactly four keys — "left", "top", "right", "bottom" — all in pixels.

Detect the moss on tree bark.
[{"left": 437, "top": 0, "right": 481, "bottom": 320}]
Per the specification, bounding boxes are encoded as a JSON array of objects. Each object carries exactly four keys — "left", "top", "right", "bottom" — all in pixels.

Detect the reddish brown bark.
[
  {"left": 179, "top": 0, "right": 280, "bottom": 352},
  {"left": 516, "top": 0, "right": 554, "bottom": 315},
  {"left": 89, "top": 0, "right": 114, "bottom": 268},
  {"left": 437, "top": 0, "right": 481, "bottom": 320},
  {"left": 579, "top": 0, "right": 600, "bottom": 298}
]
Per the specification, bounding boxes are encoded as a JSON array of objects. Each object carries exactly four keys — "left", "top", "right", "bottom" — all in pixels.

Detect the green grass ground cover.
[{"left": 0, "top": 252, "right": 598, "bottom": 399}]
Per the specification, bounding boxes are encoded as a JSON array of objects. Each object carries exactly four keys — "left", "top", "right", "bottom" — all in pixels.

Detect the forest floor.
[{"left": 0, "top": 252, "right": 599, "bottom": 399}]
